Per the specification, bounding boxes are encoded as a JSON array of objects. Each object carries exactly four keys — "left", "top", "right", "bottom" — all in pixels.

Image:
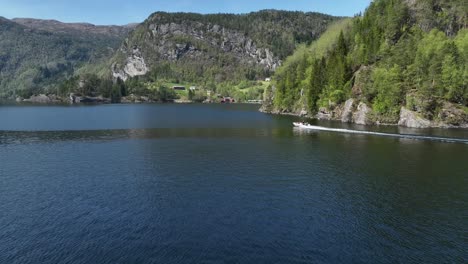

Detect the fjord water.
[{"left": 1, "top": 104, "right": 467, "bottom": 263}]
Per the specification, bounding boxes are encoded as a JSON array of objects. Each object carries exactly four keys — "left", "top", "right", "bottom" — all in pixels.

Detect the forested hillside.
[
  {"left": 265, "top": 0, "right": 467, "bottom": 128},
  {"left": 109, "top": 10, "right": 339, "bottom": 91},
  {"left": 0, "top": 10, "right": 340, "bottom": 102},
  {"left": 0, "top": 17, "right": 133, "bottom": 98},
  {"left": 54, "top": 10, "right": 340, "bottom": 103}
]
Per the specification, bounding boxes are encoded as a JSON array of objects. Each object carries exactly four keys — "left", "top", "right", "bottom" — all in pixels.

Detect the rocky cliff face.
[
  {"left": 262, "top": 91, "right": 468, "bottom": 128},
  {"left": 314, "top": 100, "right": 373, "bottom": 126},
  {"left": 111, "top": 11, "right": 338, "bottom": 82},
  {"left": 112, "top": 21, "right": 281, "bottom": 81},
  {"left": 112, "top": 47, "right": 148, "bottom": 81},
  {"left": 148, "top": 22, "right": 280, "bottom": 69},
  {"left": 398, "top": 107, "right": 432, "bottom": 128}
]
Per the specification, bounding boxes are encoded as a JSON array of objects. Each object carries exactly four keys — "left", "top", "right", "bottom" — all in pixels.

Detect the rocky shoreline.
[
  {"left": 15, "top": 94, "right": 113, "bottom": 104},
  {"left": 13, "top": 94, "right": 237, "bottom": 105},
  {"left": 14, "top": 93, "right": 171, "bottom": 104},
  {"left": 261, "top": 98, "right": 468, "bottom": 129},
  {"left": 11, "top": 94, "right": 468, "bottom": 129}
]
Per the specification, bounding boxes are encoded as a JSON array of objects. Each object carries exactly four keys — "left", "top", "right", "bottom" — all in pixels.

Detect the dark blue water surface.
[{"left": 0, "top": 103, "right": 467, "bottom": 263}]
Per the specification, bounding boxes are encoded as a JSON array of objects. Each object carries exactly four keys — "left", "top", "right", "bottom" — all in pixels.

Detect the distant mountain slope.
[
  {"left": 263, "top": 0, "right": 467, "bottom": 128},
  {"left": 12, "top": 18, "right": 135, "bottom": 37},
  {"left": 0, "top": 10, "right": 340, "bottom": 99},
  {"left": 111, "top": 10, "right": 340, "bottom": 84},
  {"left": 0, "top": 17, "right": 133, "bottom": 98}
]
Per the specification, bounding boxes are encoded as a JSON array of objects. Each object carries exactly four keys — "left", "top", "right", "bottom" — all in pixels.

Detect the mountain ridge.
[
  {"left": 0, "top": 17, "right": 132, "bottom": 97},
  {"left": 11, "top": 18, "right": 136, "bottom": 37}
]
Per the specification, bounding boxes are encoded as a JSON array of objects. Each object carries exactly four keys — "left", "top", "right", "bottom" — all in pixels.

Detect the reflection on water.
[
  {"left": 1, "top": 103, "right": 467, "bottom": 139},
  {"left": 0, "top": 128, "right": 289, "bottom": 145},
  {"left": 1, "top": 126, "right": 468, "bottom": 146}
]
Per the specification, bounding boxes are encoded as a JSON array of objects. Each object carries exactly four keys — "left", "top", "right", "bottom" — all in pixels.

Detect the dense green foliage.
[
  {"left": 0, "top": 17, "right": 127, "bottom": 98},
  {"left": 271, "top": 0, "right": 467, "bottom": 122},
  {"left": 273, "top": 19, "right": 353, "bottom": 111},
  {"left": 58, "top": 74, "right": 181, "bottom": 103}
]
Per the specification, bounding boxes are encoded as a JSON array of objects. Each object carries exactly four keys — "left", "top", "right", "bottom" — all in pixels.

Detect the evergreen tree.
[
  {"left": 372, "top": 65, "right": 403, "bottom": 116},
  {"left": 442, "top": 54, "right": 464, "bottom": 103}
]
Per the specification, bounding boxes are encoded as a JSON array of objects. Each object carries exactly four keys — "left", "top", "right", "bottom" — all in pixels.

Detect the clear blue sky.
[{"left": 0, "top": 0, "right": 372, "bottom": 25}]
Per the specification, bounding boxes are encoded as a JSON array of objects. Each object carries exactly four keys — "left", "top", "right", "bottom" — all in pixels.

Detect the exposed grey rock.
[
  {"left": 317, "top": 107, "right": 333, "bottom": 120},
  {"left": 111, "top": 65, "right": 127, "bottom": 81},
  {"left": 112, "top": 47, "right": 148, "bottom": 81},
  {"left": 26, "top": 94, "right": 50, "bottom": 103},
  {"left": 437, "top": 102, "right": 468, "bottom": 127},
  {"left": 113, "top": 21, "right": 282, "bottom": 78},
  {"left": 70, "top": 93, "right": 110, "bottom": 104},
  {"left": 23, "top": 94, "right": 61, "bottom": 104},
  {"left": 121, "top": 94, "right": 153, "bottom": 103},
  {"left": 353, "top": 102, "right": 371, "bottom": 125},
  {"left": 398, "top": 107, "right": 431, "bottom": 128},
  {"left": 262, "top": 97, "right": 468, "bottom": 128},
  {"left": 341, "top": 99, "right": 355, "bottom": 123}
]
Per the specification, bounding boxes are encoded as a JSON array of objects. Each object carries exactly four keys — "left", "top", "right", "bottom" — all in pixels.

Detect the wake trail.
[{"left": 294, "top": 125, "right": 468, "bottom": 144}]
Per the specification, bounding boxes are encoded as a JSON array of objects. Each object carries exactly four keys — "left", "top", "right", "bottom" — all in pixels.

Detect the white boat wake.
[{"left": 292, "top": 122, "right": 468, "bottom": 144}]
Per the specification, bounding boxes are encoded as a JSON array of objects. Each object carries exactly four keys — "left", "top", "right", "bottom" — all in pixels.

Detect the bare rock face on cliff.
[
  {"left": 111, "top": 21, "right": 281, "bottom": 81},
  {"left": 147, "top": 22, "right": 281, "bottom": 70},
  {"left": 398, "top": 107, "right": 432, "bottom": 128},
  {"left": 112, "top": 47, "right": 148, "bottom": 81},
  {"left": 314, "top": 100, "right": 372, "bottom": 125},
  {"left": 353, "top": 102, "right": 371, "bottom": 125},
  {"left": 111, "top": 11, "right": 338, "bottom": 82},
  {"left": 437, "top": 102, "right": 468, "bottom": 128},
  {"left": 341, "top": 99, "right": 355, "bottom": 123},
  {"left": 398, "top": 103, "right": 468, "bottom": 128}
]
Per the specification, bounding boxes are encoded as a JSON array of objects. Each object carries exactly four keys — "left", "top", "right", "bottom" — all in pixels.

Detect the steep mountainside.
[
  {"left": 111, "top": 10, "right": 339, "bottom": 84},
  {"left": 0, "top": 17, "right": 134, "bottom": 98},
  {"left": 263, "top": 0, "right": 467, "bottom": 128}
]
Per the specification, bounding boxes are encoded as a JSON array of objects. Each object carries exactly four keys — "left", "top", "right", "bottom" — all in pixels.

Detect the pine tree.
[
  {"left": 442, "top": 54, "right": 464, "bottom": 103},
  {"left": 306, "top": 59, "right": 326, "bottom": 113}
]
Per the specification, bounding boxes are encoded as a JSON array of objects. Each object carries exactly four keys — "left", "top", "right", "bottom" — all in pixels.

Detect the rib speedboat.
[{"left": 293, "top": 122, "right": 331, "bottom": 131}]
